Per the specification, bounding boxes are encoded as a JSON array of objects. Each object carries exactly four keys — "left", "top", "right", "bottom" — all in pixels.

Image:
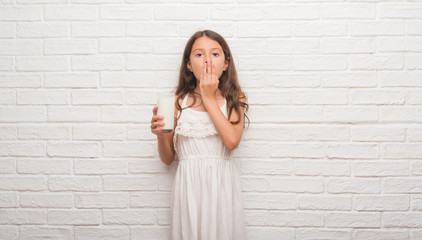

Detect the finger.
[
  {"left": 152, "top": 105, "right": 158, "bottom": 115},
  {"left": 207, "top": 61, "right": 211, "bottom": 78},
  {"left": 201, "top": 62, "right": 206, "bottom": 83},
  {"left": 152, "top": 115, "right": 163, "bottom": 123}
]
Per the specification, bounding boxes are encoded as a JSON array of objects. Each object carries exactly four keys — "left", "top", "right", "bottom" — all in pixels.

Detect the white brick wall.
[{"left": 0, "top": 0, "right": 421, "bottom": 239}]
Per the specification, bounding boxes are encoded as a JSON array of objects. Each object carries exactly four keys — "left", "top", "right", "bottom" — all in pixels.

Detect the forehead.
[{"left": 191, "top": 36, "right": 223, "bottom": 51}]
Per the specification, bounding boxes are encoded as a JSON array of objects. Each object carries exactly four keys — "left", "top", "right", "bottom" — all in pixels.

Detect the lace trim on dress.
[{"left": 175, "top": 120, "right": 218, "bottom": 138}]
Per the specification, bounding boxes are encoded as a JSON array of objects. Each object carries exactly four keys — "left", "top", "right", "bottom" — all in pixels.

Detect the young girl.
[{"left": 150, "top": 30, "right": 249, "bottom": 240}]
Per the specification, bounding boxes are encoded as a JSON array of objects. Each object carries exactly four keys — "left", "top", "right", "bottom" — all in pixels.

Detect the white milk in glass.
[{"left": 157, "top": 94, "right": 175, "bottom": 133}]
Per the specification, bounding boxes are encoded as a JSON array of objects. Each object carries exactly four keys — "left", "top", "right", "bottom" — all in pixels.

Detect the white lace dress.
[{"left": 169, "top": 93, "right": 246, "bottom": 240}]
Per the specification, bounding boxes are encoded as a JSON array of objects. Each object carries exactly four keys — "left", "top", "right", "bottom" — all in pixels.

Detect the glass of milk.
[{"left": 157, "top": 92, "right": 175, "bottom": 133}]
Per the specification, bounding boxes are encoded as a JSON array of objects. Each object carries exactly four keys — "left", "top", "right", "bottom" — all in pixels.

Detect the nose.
[{"left": 204, "top": 55, "right": 211, "bottom": 64}]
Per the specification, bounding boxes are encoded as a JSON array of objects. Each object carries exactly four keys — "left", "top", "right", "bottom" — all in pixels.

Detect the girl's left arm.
[
  {"left": 202, "top": 95, "right": 245, "bottom": 150},
  {"left": 200, "top": 61, "right": 245, "bottom": 150}
]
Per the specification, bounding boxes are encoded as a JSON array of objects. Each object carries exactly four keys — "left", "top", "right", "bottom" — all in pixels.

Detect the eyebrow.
[{"left": 192, "top": 48, "right": 222, "bottom": 52}]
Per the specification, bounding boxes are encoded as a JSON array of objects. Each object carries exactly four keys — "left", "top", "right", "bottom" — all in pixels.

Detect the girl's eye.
[
  {"left": 213, "top": 53, "right": 219, "bottom": 57},
  {"left": 196, "top": 53, "right": 202, "bottom": 57}
]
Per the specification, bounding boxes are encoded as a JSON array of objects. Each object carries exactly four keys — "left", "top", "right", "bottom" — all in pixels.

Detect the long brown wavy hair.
[{"left": 175, "top": 30, "right": 249, "bottom": 127}]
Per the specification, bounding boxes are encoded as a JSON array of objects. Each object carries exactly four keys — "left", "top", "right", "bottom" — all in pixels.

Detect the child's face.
[{"left": 187, "top": 36, "right": 229, "bottom": 83}]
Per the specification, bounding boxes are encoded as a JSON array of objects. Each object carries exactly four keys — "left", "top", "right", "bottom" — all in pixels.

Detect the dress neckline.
[{"left": 183, "top": 92, "right": 226, "bottom": 113}]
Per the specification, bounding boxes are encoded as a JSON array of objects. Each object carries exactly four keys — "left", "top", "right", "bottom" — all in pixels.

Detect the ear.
[
  {"left": 223, "top": 59, "right": 229, "bottom": 71},
  {"left": 186, "top": 60, "right": 193, "bottom": 72}
]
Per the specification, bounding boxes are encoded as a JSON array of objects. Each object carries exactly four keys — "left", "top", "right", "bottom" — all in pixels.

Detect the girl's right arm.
[{"left": 151, "top": 105, "right": 176, "bottom": 166}]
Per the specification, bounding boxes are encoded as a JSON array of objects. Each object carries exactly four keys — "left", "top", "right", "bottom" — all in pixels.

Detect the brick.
[
  {"left": 47, "top": 106, "right": 99, "bottom": 122},
  {"left": 44, "top": 6, "right": 96, "bottom": 21},
  {"left": 240, "top": 159, "right": 293, "bottom": 175},
  {"left": 326, "top": 212, "right": 380, "bottom": 228},
  {"left": 249, "top": 106, "right": 322, "bottom": 123},
  {"left": 324, "top": 106, "right": 378, "bottom": 123},
  {"left": 293, "top": 22, "right": 347, "bottom": 37},
  {"left": 0, "top": 142, "right": 46, "bottom": 157},
  {"left": 45, "top": 73, "right": 98, "bottom": 88},
  {"left": 327, "top": 178, "right": 380, "bottom": 194},
  {"left": 0, "top": 23, "right": 15, "bottom": 38},
  {"left": 16, "top": 56, "right": 68, "bottom": 71},
  {"left": 295, "top": 160, "right": 350, "bottom": 176},
  {"left": 44, "top": 39, "right": 97, "bottom": 55},
  {"left": 212, "top": 6, "right": 265, "bottom": 20},
  {"left": 103, "top": 141, "right": 155, "bottom": 157},
  {"left": 243, "top": 193, "right": 296, "bottom": 210},
  {"left": 0, "top": 192, "right": 18, "bottom": 207},
  {"left": 406, "top": 54, "right": 422, "bottom": 69},
  {"left": 75, "top": 193, "right": 129, "bottom": 208},
  {"left": 408, "top": 90, "right": 422, "bottom": 105},
  {"left": 379, "top": 3, "right": 422, "bottom": 19},
  {"left": 47, "top": 210, "right": 100, "bottom": 225},
  {"left": 131, "top": 227, "right": 168, "bottom": 240},
  {"left": 0, "top": 158, "right": 15, "bottom": 174},
  {"left": 351, "top": 89, "right": 405, "bottom": 105},
  {"left": 103, "top": 209, "right": 156, "bottom": 224},
  {"left": 154, "top": 6, "right": 208, "bottom": 20},
  {"left": 17, "top": 90, "right": 69, "bottom": 105},
  {"left": 17, "top": 159, "right": 71, "bottom": 174},
  {"left": 247, "top": 227, "right": 295, "bottom": 240},
  {"left": 17, "top": 22, "right": 68, "bottom": 38},
  {"left": 293, "top": 56, "right": 347, "bottom": 71},
  {"left": 327, "top": 143, "right": 379, "bottom": 159},
  {"left": 19, "top": 124, "right": 71, "bottom": 140},
  {"left": 100, "top": 5, "right": 152, "bottom": 20},
  {"left": 350, "top": 54, "right": 403, "bottom": 70},
  {"left": 266, "top": 39, "right": 318, "bottom": 55},
  {"left": 102, "top": 37, "right": 153, "bottom": 53},
  {"left": 72, "top": 56, "right": 124, "bottom": 71},
  {"left": 0, "top": 7, "right": 41, "bottom": 21},
  {"left": 294, "top": 90, "right": 347, "bottom": 105},
  {"left": 0, "top": 226, "right": 18, "bottom": 240},
  {"left": 0, "top": 209, "right": 46, "bottom": 224},
  {"left": 101, "top": 107, "right": 151, "bottom": 122},
  {"left": 0, "top": 39, "right": 42, "bottom": 55},
  {"left": 20, "top": 193, "right": 73, "bottom": 208},
  {"left": 384, "top": 178, "right": 422, "bottom": 193},
  {"left": 298, "top": 195, "right": 351, "bottom": 210},
  {"left": 380, "top": 71, "right": 422, "bottom": 87},
  {"left": 383, "top": 212, "right": 422, "bottom": 228},
  {"left": 48, "top": 176, "right": 101, "bottom": 192},
  {"left": 75, "top": 227, "right": 129, "bottom": 240},
  {"left": 103, "top": 176, "right": 157, "bottom": 191},
  {"left": 239, "top": 56, "right": 290, "bottom": 70},
  {"left": 75, "top": 159, "right": 128, "bottom": 174},
  {"left": 47, "top": 142, "right": 100, "bottom": 158},
  {"left": 320, "top": 3, "right": 375, "bottom": 19},
  {"left": 320, "top": 38, "right": 375, "bottom": 54},
  {"left": 350, "top": 21, "right": 405, "bottom": 36},
  {"left": 126, "top": 55, "right": 180, "bottom": 71},
  {"left": 268, "top": 177, "right": 324, "bottom": 193},
  {"left": 20, "top": 226, "right": 72, "bottom": 240},
  {"left": 384, "top": 143, "right": 422, "bottom": 159},
  {"left": 101, "top": 72, "right": 153, "bottom": 88},
  {"left": 72, "top": 22, "right": 125, "bottom": 37},
  {"left": 353, "top": 195, "right": 409, "bottom": 211},
  {"left": 354, "top": 161, "right": 408, "bottom": 177},
  {"left": 131, "top": 192, "right": 170, "bottom": 207},
  {"left": 72, "top": 90, "right": 124, "bottom": 105},
  {"left": 354, "top": 230, "right": 409, "bottom": 240},
  {"left": 297, "top": 229, "right": 351, "bottom": 240},
  {"left": 266, "top": 5, "right": 318, "bottom": 20},
  {"left": 237, "top": 22, "right": 290, "bottom": 37},
  {"left": 245, "top": 210, "right": 324, "bottom": 227},
  {"left": 351, "top": 125, "right": 406, "bottom": 142}
]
